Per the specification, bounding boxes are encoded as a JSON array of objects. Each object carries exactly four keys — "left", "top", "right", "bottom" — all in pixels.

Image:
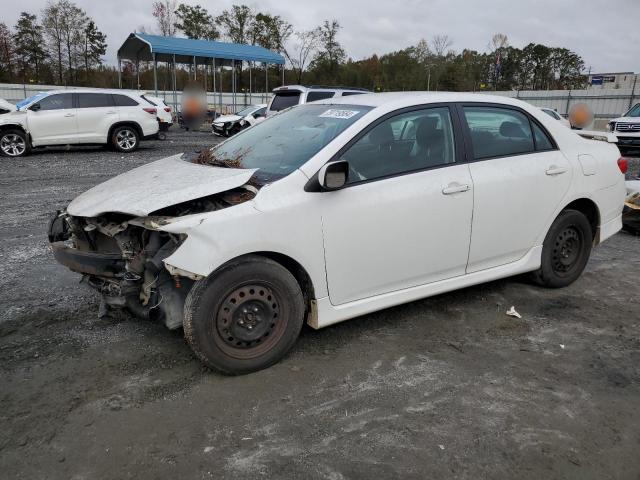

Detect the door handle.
[
  {"left": 64, "top": 113, "right": 75, "bottom": 117},
  {"left": 545, "top": 165, "right": 567, "bottom": 176},
  {"left": 442, "top": 182, "right": 471, "bottom": 195}
]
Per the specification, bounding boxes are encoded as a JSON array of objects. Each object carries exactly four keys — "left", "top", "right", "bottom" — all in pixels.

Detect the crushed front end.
[{"left": 48, "top": 186, "right": 256, "bottom": 329}]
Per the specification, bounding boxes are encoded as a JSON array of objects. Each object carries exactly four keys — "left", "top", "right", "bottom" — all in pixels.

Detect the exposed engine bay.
[{"left": 49, "top": 184, "right": 257, "bottom": 329}]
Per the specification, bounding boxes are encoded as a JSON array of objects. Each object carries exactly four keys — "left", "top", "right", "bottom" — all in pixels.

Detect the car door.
[
  {"left": 250, "top": 107, "right": 267, "bottom": 125},
  {"left": 27, "top": 93, "right": 77, "bottom": 145},
  {"left": 76, "top": 93, "right": 119, "bottom": 143},
  {"left": 320, "top": 105, "right": 474, "bottom": 305},
  {"left": 459, "top": 104, "right": 572, "bottom": 273}
]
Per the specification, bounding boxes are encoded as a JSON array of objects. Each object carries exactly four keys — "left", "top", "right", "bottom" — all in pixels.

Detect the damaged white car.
[{"left": 50, "top": 93, "right": 627, "bottom": 374}]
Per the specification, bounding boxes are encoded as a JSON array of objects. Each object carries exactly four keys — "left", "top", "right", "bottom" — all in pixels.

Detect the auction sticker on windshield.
[{"left": 319, "top": 109, "right": 360, "bottom": 119}]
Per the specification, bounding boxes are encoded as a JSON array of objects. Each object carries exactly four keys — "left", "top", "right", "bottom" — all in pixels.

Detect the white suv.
[
  {"left": 609, "top": 103, "right": 640, "bottom": 152},
  {"left": 265, "top": 85, "right": 369, "bottom": 116},
  {"left": 0, "top": 89, "right": 160, "bottom": 157}
]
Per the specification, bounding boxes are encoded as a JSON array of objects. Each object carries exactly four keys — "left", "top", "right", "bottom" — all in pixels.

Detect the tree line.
[
  {"left": 0, "top": 0, "right": 107, "bottom": 86},
  {"left": 0, "top": 1, "right": 587, "bottom": 94}
]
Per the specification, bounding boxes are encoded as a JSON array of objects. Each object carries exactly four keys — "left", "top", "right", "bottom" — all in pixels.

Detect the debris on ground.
[{"left": 506, "top": 306, "right": 522, "bottom": 319}]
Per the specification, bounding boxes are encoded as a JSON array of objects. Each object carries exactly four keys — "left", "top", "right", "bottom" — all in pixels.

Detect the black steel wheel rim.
[
  {"left": 552, "top": 226, "right": 582, "bottom": 275},
  {"left": 213, "top": 283, "right": 285, "bottom": 359}
]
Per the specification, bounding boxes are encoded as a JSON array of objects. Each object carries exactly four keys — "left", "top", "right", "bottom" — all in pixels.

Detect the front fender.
[{"left": 159, "top": 189, "right": 328, "bottom": 298}]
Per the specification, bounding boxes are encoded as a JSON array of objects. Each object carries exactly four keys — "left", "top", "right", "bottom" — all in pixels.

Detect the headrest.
[
  {"left": 368, "top": 122, "right": 394, "bottom": 145},
  {"left": 416, "top": 116, "right": 443, "bottom": 147},
  {"left": 499, "top": 121, "right": 527, "bottom": 138}
]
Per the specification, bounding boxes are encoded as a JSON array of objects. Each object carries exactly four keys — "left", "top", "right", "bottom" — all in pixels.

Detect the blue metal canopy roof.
[{"left": 118, "top": 33, "right": 285, "bottom": 65}]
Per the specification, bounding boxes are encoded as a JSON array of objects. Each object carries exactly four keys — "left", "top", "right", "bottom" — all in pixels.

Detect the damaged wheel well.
[
  {"left": 0, "top": 124, "right": 28, "bottom": 136},
  {"left": 224, "top": 251, "right": 316, "bottom": 317},
  {"left": 562, "top": 198, "right": 600, "bottom": 241}
]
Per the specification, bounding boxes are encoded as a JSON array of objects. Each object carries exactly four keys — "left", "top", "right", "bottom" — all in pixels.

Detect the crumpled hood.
[
  {"left": 67, "top": 154, "right": 257, "bottom": 217},
  {"left": 213, "top": 114, "right": 242, "bottom": 124},
  {"left": 0, "top": 110, "right": 25, "bottom": 124}
]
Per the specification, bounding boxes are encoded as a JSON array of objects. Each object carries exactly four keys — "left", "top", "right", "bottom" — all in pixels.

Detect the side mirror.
[
  {"left": 29, "top": 103, "right": 41, "bottom": 112},
  {"left": 318, "top": 160, "right": 349, "bottom": 190}
]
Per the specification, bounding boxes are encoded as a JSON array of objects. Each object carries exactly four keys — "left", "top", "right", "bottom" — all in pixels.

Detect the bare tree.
[
  {"left": 490, "top": 33, "right": 509, "bottom": 51},
  {"left": 152, "top": 0, "right": 178, "bottom": 36},
  {"left": 42, "top": 1, "right": 66, "bottom": 84},
  {"left": 284, "top": 29, "right": 320, "bottom": 84},
  {"left": 431, "top": 34, "right": 453, "bottom": 57}
]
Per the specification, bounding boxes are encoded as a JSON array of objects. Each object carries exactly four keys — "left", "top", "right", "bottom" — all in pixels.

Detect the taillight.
[
  {"left": 164, "top": 107, "right": 171, "bottom": 112},
  {"left": 143, "top": 107, "right": 157, "bottom": 115},
  {"left": 617, "top": 157, "right": 628, "bottom": 174}
]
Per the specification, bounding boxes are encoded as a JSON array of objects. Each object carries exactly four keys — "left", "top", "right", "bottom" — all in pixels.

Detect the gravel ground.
[{"left": 1, "top": 129, "right": 639, "bottom": 479}]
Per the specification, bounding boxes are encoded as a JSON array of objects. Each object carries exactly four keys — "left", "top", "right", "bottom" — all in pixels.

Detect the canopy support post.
[
  {"left": 117, "top": 56, "right": 122, "bottom": 89},
  {"left": 153, "top": 53, "right": 158, "bottom": 96},
  {"left": 249, "top": 61, "right": 252, "bottom": 105},
  {"left": 193, "top": 56, "right": 196, "bottom": 81},
  {"left": 281, "top": 64, "right": 284, "bottom": 85},
  {"left": 232, "top": 60, "right": 236, "bottom": 113},
  {"left": 172, "top": 54, "right": 177, "bottom": 113},
  {"left": 211, "top": 58, "right": 219, "bottom": 114},
  {"left": 265, "top": 62, "right": 268, "bottom": 104},
  {"left": 219, "top": 63, "right": 223, "bottom": 115}
]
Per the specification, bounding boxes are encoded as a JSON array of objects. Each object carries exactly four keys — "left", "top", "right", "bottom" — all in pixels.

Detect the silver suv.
[{"left": 265, "top": 85, "right": 369, "bottom": 116}]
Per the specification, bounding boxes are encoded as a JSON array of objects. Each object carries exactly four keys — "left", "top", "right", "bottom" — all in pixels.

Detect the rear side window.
[
  {"left": 463, "top": 106, "right": 534, "bottom": 159},
  {"left": 341, "top": 92, "right": 365, "bottom": 97},
  {"left": 141, "top": 95, "right": 157, "bottom": 106},
  {"left": 306, "top": 91, "right": 335, "bottom": 102},
  {"left": 113, "top": 95, "right": 139, "bottom": 107},
  {"left": 270, "top": 92, "right": 301, "bottom": 111},
  {"left": 37, "top": 93, "right": 73, "bottom": 111},
  {"left": 77, "top": 93, "right": 113, "bottom": 108},
  {"left": 532, "top": 122, "right": 555, "bottom": 151}
]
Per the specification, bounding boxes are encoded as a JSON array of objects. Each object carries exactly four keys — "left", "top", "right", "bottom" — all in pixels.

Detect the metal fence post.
[
  {"left": 565, "top": 90, "right": 572, "bottom": 116},
  {"left": 629, "top": 75, "right": 638, "bottom": 110}
]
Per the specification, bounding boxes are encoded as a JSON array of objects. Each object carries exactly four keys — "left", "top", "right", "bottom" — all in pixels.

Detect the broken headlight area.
[{"left": 48, "top": 186, "right": 257, "bottom": 329}]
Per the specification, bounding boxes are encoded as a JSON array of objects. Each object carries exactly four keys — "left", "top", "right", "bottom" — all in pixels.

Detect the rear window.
[
  {"left": 141, "top": 95, "right": 157, "bottom": 106},
  {"left": 113, "top": 94, "right": 139, "bottom": 107},
  {"left": 77, "top": 93, "right": 113, "bottom": 108},
  {"left": 270, "top": 92, "right": 301, "bottom": 111},
  {"left": 306, "top": 91, "right": 335, "bottom": 102}
]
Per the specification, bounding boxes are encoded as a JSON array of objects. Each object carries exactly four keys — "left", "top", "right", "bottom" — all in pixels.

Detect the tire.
[
  {"left": 183, "top": 255, "right": 305, "bottom": 375},
  {"left": 531, "top": 209, "right": 593, "bottom": 288},
  {"left": 0, "top": 129, "right": 30, "bottom": 157},
  {"left": 111, "top": 125, "right": 140, "bottom": 153}
]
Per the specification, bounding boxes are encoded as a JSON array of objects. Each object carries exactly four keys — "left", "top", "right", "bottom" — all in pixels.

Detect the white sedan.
[
  {"left": 50, "top": 92, "right": 626, "bottom": 374},
  {"left": 212, "top": 104, "right": 267, "bottom": 136}
]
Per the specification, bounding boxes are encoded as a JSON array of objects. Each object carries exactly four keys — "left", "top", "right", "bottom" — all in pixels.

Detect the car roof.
[
  {"left": 273, "top": 85, "right": 369, "bottom": 93},
  {"left": 311, "top": 91, "right": 532, "bottom": 110},
  {"left": 40, "top": 89, "right": 144, "bottom": 96}
]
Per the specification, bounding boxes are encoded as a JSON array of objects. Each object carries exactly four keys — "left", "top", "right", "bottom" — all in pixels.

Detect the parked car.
[
  {"left": 212, "top": 104, "right": 267, "bottom": 137},
  {"left": 540, "top": 107, "right": 571, "bottom": 128},
  {"left": 49, "top": 92, "right": 626, "bottom": 374},
  {"left": 0, "top": 89, "right": 159, "bottom": 157},
  {"left": 142, "top": 95, "right": 173, "bottom": 131},
  {"left": 265, "top": 85, "right": 369, "bottom": 116},
  {"left": 608, "top": 103, "right": 640, "bottom": 153},
  {"left": 0, "top": 98, "right": 16, "bottom": 114}
]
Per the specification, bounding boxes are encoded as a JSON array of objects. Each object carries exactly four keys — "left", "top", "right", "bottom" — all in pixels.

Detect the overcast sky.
[{"left": 2, "top": 0, "right": 638, "bottom": 73}]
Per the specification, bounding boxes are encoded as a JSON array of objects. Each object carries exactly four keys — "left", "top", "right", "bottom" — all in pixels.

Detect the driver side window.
[
  {"left": 36, "top": 94, "right": 74, "bottom": 111},
  {"left": 342, "top": 107, "right": 456, "bottom": 184}
]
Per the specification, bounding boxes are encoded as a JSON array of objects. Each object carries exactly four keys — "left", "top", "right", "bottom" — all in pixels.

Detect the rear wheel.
[
  {"left": 531, "top": 209, "right": 593, "bottom": 288},
  {"left": 111, "top": 126, "right": 139, "bottom": 152},
  {"left": 183, "top": 255, "right": 305, "bottom": 375},
  {"left": 0, "top": 129, "right": 30, "bottom": 157}
]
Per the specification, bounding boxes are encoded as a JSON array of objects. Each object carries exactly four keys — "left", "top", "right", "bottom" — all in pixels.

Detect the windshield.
[
  {"left": 203, "top": 104, "right": 372, "bottom": 183},
  {"left": 236, "top": 106, "right": 258, "bottom": 117},
  {"left": 16, "top": 92, "right": 48, "bottom": 110},
  {"left": 624, "top": 104, "right": 640, "bottom": 117}
]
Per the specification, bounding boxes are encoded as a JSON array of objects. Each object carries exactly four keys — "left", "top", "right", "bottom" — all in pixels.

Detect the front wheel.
[
  {"left": 0, "top": 129, "right": 30, "bottom": 157},
  {"left": 111, "top": 126, "right": 139, "bottom": 152},
  {"left": 531, "top": 209, "right": 593, "bottom": 288},
  {"left": 183, "top": 255, "right": 305, "bottom": 375}
]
